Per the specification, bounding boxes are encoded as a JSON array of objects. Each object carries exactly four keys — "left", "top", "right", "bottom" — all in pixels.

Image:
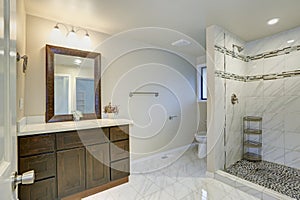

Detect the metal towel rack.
[{"left": 129, "top": 92, "right": 159, "bottom": 97}]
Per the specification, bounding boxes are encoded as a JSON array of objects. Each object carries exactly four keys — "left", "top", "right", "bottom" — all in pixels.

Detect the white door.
[{"left": 0, "top": 0, "right": 17, "bottom": 199}]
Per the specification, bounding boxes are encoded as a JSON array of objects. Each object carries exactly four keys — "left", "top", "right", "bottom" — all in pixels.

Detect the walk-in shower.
[{"left": 211, "top": 26, "right": 300, "bottom": 200}]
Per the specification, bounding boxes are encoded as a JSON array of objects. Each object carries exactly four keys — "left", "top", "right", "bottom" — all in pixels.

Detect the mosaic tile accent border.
[
  {"left": 226, "top": 160, "right": 300, "bottom": 200},
  {"left": 215, "top": 70, "right": 300, "bottom": 82},
  {"left": 215, "top": 44, "right": 300, "bottom": 62},
  {"left": 214, "top": 45, "right": 249, "bottom": 62}
]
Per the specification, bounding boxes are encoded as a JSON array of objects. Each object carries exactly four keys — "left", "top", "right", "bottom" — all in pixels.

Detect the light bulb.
[
  {"left": 66, "top": 29, "right": 79, "bottom": 47},
  {"left": 82, "top": 33, "right": 92, "bottom": 49},
  {"left": 50, "top": 25, "right": 63, "bottom": 44},
  {"left": 74, "top": 59, "right": 82, "bottom": 65}
]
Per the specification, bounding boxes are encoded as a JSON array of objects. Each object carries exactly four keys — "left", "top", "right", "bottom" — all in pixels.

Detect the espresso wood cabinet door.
[
  {"left": 57, "top": 148, "right": 86, "bottom": 198},
  {"left": 86, "top": 143, "right": 110, "bottom": 189}
]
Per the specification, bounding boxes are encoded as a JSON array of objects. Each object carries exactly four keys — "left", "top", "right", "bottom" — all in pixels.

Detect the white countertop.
[{"left": 18, "top": 118, "right": 133, "bottom": 136}]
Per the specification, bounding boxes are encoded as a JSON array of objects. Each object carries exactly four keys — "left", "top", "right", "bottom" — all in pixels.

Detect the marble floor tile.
[
  {"left": 141, "top": 189, "right": 176, "bottom": 200},
  {"left": 108, "top": 183, "right": 142, "bottom": 200},
  {"left": 163, "top": 181, "right": 195, "bottom": 199},
  {"left": 84, "top": 147, "right": 259, "bottom": 200}
]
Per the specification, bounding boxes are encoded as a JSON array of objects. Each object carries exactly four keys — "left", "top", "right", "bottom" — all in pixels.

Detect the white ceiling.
[{"left": 24, "top": 0, "right": 300, "bottom": 57}]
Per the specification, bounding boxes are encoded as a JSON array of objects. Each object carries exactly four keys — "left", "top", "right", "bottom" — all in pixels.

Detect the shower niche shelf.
[{"left": 243, "top": 116, "right": 262, "bottom": 162}]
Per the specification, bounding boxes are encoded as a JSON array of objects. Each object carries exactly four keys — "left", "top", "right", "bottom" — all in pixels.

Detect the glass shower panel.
[
  {"left": 54, "top": 75, "right": 70, "bottom": 114},
  {"left": 76, "top": 78, "right": 94, "bottom": 113},
  {"left": 0, "top": 0, "right": 4, "bottom": 162}
]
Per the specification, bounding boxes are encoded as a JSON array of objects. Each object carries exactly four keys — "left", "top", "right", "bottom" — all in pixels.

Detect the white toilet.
[{"left": 194, "top": 131, "right": 207, "bottom": 159}]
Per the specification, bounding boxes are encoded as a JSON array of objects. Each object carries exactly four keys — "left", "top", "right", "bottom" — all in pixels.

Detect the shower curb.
[{"left": 214, "top": 170, "right": 296, "bottom": 200}]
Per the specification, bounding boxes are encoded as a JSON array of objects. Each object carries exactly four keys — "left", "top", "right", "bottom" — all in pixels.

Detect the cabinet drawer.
[
  {"left": 79, "top": 128, "right": 109, "bottom": 146},
  {"left": 56, "top": 131, "right": 83, "bottom": 150},
  {"left": 110, "top": 140, "right": 129, "bottom": 161},
  {"left": 19, "top": 178, "right": 56, "bottom": 200},
  {"left": 19, "top": 134, "right": 55, "bottom": 157},
  {"left": 110, "top": 125, "right": 129, "bottom": 141},
  {"left": 110, "top": 158, "right": 130, "bottom": 181},
  {"left": 19, "top": 153, "right": 56, "bottom": 181}
]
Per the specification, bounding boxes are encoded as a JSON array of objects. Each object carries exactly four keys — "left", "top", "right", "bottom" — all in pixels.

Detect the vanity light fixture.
[
  {"left": 267, "top": 18, "right": 279, "bottom": 25},
  {"left": 287, "top": 39, "right": 295, "bottom": 44},
  {"left": 52, "top": 23, "right": 91, "bottom": 48}
]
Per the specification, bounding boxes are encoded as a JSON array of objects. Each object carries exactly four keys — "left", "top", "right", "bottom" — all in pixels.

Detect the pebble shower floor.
[{"left": 226, "top": 160, "right": 300, "bottom": 200}]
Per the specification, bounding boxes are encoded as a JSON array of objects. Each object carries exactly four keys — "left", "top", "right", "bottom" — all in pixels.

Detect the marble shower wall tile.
[
  {"left": 214, "top": 129, "right": 225, "bottom": 171},
  {"left": 246, "top": 28, "right": 296, "bottom": 56},
  {"left": 226, "top": 131, "right": 243, "bottom": 168},
  {"left": 215, "top": 51, "right": 225, "bottom": 71},
  {"left": 286, "top": 26, "right": 300, "bottom": 46},
  {"left": 284, "top": 132, "right": 300, "bottom": 151},
  {"left": 244, "top": 81, "right": 263, "bottom": 98},
  {"left": 263, "top": 55, "right": 286, "bottom": 74},
  {"left": 262, "top": 145, "right": 285, "bottom": 165},
  {"left": 285, "top": 150, "right": 300, "bottom": 169},
  {"left": 226, "top": 56, "right": 247, "bottom": 76},
  {"left": 263, "top": 97, "right": 285, "bottom": 114},
  {"left": 284, "top": 76, "right": 300, "bottom": 96},
  {"left": 284, "top": 112, "right": 300, "bottom": 133},
  {"left": 245, "top": 97, "right": 264, "bottom": 114},
  {"left": 224, "top": 29, "right": 245, "bottom": 52},
  {"left": 215, "top": 26, "right": 225, "bottom": 47},
  {"left": 226, "top": 80, "right": 245, "bottom": 116},
  {"left": 226, "top": 113, "right": 243, "bottom": 133},
  {"left": 262, "top": 129, "right": 284, "bottom": 148},
  {"left": 214, "top": 76, "right": 226, "bottom": 170},
  {"left": 284, "top": 96, "right": 300, "bottom": 113},
  {"left": 262, "top": 113, "right": 284, "bottom": 131},
  {"left": 245, "top": 36, "right": 277, "bottom": 56},
  {"left": 285, "top": 50, "right": 300, "bottom": 71},
  {"left": 263, "top": 79, "right": 284, "bottom": 97},
  {"left": 246, "top": 60, "right": 264, "bottom": 76}
]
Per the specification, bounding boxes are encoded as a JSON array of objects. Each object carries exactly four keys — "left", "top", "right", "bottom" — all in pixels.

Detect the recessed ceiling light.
[
  {"left": 74, "top": 59, "right": 82, "bottom": 65},
  {"left": 267, "top": 18, "right": 279, "bottom": 25},
  {"left": 172, "top": 39, "right": 191, "bottom": 47},
  {"left": 287, "top": 39, "right": 295, "bottom": 44}
]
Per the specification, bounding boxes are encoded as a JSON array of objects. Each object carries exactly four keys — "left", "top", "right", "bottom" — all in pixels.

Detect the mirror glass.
[
  {"left": 54, "top": 54, "right": 95, "bottom": 115},
  {"left": 46, "top": 45, "right": 101, "bottom": 123}
]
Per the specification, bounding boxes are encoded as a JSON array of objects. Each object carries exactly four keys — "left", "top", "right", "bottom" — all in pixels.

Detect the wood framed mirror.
[{"left": 46, "top": 44, "right": 101, "bottom": 122}]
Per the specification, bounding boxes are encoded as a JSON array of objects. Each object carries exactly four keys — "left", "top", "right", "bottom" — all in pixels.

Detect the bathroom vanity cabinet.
[{"left": 18, "top": 124, "right": 130, "bottom": 200}]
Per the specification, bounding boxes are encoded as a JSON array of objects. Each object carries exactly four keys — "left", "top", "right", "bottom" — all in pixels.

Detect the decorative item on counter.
[
  {"left": 103, "top": 102, "right": 119, "bottom": 119},
  {"left": 72, "top": 110, "right": 83, "bottom": 121}
]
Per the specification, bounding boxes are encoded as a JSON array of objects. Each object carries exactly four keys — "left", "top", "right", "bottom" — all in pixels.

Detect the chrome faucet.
[
  {"left": 231, "top": 94, "right": 239, "bottom": 105},
  {"left": 72, "top": 110, "right": 83, "bottom": 121}
]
